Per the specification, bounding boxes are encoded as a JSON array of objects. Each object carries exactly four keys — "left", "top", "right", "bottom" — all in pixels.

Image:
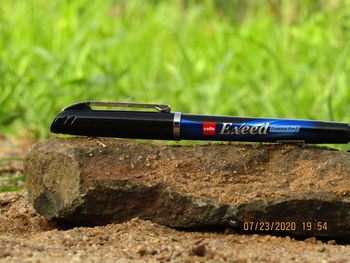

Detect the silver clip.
[{"left": 63, "top": 101, "right": 171, "bottom": 112}]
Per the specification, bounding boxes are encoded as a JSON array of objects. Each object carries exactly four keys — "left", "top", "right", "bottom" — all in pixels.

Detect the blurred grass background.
[{"left": 1, "top": 0, "right": 350, "bottom": 150}]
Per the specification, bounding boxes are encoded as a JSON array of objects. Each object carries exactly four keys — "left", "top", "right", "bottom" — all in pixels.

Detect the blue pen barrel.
[{"left": 180, "top": 114, "right": 350, "bottom": 144}]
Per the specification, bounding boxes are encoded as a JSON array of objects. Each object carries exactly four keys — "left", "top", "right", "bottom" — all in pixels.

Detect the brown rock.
[
  {"left": 190, "top": 243, "right": 207, "bottom": 257},
  {"left": 24, "top": 138, "right": 350, "bottom": 237},
  {"left": 327, "top": 240, "right": 336, "bottom": 245},
  {"left": 304, "top": 237, "right": 317, "bottom": 244}
]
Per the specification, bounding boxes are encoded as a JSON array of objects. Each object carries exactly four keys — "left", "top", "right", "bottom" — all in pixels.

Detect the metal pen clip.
[{"left": 63, "top": 101, "right": 171, "bottom": 113}]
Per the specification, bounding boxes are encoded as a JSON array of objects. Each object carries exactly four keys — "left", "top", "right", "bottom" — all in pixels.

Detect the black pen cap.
[{"left": 50, "top": 102, "right": 175, "bottom": 140}]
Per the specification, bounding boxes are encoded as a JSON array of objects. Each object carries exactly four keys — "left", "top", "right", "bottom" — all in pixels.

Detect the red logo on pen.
[{"left": 203, "top": 122, "right": 216, "bottom": 135}]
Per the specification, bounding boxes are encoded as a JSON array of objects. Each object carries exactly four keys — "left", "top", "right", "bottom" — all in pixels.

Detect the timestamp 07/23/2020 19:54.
[{"left": 243, "top": 221, "right": 329, "bottom": 232}]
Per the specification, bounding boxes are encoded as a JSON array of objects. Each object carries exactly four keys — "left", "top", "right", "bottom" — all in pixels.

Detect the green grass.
[
  {"left": 0, "top": 157, "right": 25, "bottom": 193},
  {"left": 1, "top": 0, "right": 350, "bottom": 150},
  {"left": 0, "top": 157, "right": 23, "bottom": 162},
  {"left": 0, "top": 186, "right": 24, "bottom": 192},
  {"left": 0, "top": 175, "right": 25, "bottom": 183}
]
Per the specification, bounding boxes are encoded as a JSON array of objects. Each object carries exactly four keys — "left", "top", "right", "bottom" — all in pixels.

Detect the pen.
[{"left": 50, "top": 101, "right": 350, "bottom": 144}]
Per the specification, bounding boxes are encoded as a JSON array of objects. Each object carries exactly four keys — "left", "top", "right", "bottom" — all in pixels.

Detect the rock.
[
  {"left": 327, "top": 240, "right": 336, "bottom": 245},
  {"left": 190, "top": 244, "right": 207, "bottom": 257},
  {"left": 317, "top": 246, "right": 326, "bottom": 252},
  {"left": 304, "top": 237, "right": 317, "bottom": 244},
  {"left": 24, "top": 138, "right": 350, "bottom": 237}
]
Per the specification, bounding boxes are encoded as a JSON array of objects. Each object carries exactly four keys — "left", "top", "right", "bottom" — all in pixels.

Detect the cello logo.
[{"left": 203, "top": 122, "right": 216, "bottom": 135}]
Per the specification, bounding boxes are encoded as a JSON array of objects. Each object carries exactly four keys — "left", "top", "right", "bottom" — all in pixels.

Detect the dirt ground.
[
  {"left": 1, "top": 138, "right": 350, "bottom": 263},
  {"left": 1, "top": 191, "right": 350, "bottom": 263}
]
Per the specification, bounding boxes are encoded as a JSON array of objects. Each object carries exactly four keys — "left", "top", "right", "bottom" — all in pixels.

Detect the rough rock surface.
[{"left": 24, "top": 138, "right": 350, "bottom": 237}]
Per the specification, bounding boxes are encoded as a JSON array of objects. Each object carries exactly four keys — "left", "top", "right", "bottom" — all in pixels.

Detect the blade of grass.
[
  {"left": 0, "top": 176, "right": 25, "bottom": 182},
  {"left": 0, "top": 186, "right": 24, "bottom": 192}
]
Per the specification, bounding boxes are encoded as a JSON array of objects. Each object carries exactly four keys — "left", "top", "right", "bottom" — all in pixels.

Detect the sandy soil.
[{"left": 1, "top": 138, "right": 350, "bottom": 262}]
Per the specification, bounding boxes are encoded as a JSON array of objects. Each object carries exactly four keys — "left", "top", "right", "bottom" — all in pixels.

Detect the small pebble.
[
  {"left": 191, "top": 244, "right": 206, "bottom": 257},
  {"left": 327, "top": 240, "right": 336, "bottom": 245},
  {"left": 304, "top": 237, "right": 317, "bottom": 244},
  {"left": 317, "top": 246, "right": 326, "bottom": 252}
]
